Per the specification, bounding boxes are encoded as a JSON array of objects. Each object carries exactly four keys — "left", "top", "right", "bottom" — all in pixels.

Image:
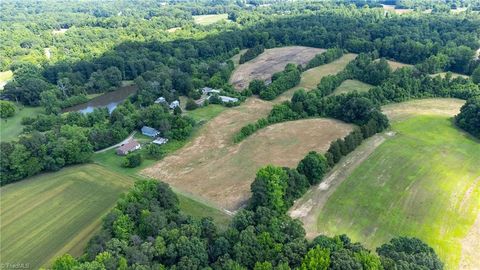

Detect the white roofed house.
[
  {"left": 169, "top": 100, "right": 180, "bottom": 109},
  {"left": 154, "top": 97, "right": 166, "bottom": 104},
  {"left": 116, "top": 139, "right": 141, "bottom": 155},
  {"left": 219, "top": 96, "right": 239, "bottom": 103},
  {"left": 201, "top": 87, "right": 221, "bottom": 95}
]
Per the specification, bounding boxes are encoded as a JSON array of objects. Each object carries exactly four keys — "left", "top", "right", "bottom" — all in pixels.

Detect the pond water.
[{"left": 62, "top": 85, "right": 137, "bottom": 114}]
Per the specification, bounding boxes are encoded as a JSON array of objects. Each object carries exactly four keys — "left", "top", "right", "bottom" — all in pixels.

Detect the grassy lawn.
[
  {"left": 193, "top": 14, "right": 229, "bottom": 25},
  {"left": 430, "top": 72, "right": 469, "bottom": 79},
  {"left": 185, "top": 104, "right": 226, "bottom": 122},
  {"left": 0, "top": 165, "right": 134, "bottom": 269},
  {"left": 332, "top": 79, "right": 373, "bottom": 95},
  {"left": 0, "top": 105, "right": 44, "bottom": 142},
  {"left": 316, "top": 115, "right": 480, "bottom": 269}
]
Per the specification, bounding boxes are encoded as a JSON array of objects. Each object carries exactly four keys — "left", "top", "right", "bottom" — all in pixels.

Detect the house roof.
[{"left": 117, "top": 139, "right": 140, "bottom": 153}]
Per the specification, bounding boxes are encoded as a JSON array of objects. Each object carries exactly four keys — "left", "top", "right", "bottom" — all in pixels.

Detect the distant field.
[
  {"left": 229, "top": 46, "right": 326, "bottom": 90},
  {"left": 0, "top": 70, "right": 13, "bottom": 89},
  {"left": 316, "top": 115, "right": 479, "bottom": 269},
  {"left": 0, "top": 164, "right": 231, "bottom": 268},
  {"left": 332, "top": 79, "right": 373, "bottom": 95},
  {"left": 193, "top": 14, "right": 229, "bottom": 25},
  {"left": 430, "top": 72, "right": 469, "bottom": 79},
  {"left": 0, "top": 165, "right": 134, "bottom": 269},
  {"left": 384, "top": 59, "right": 413, "bottom": 70},
  {"left": 0, "top": 105, "right": 44, "bottom": 142},
  {"left": 185, "top": 104, "right": 226, "bottom": 123},
  {"left": 381, "top": 4, "right": 413, "bottom": 14}
]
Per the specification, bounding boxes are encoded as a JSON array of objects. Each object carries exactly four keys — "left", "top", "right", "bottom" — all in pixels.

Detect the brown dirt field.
[
  {"left": 142, "top": 114, "right": 353, "bottom": 211},
  {"left": 229, "top": 46, "right": 326, "bottom": 90}
]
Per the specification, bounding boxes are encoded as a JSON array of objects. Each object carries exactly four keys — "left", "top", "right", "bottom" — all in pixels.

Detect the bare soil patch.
[
  {"left": 229, "top": 46, "right": 325, "bottom": 90},
  {"left": 142, "top": 113, "right": 353, "bottom": 211}
]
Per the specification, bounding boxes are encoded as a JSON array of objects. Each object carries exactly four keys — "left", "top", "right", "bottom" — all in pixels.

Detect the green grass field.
[
  {"left": 193, "top": 14, "right": 229, "bottom": 25},
  {"left": 332, "top": 79, "right": 373, "bottom": 95},
  {"left": 0, "top": 70, "right": 13, "bottom": 85},
  {"left": 298, "top": 54, "right": 357, "bottom": 90},
  {"left": 0, "top": 105, "right": 44, "bottom": 142},
  {"left": 186, "top": 104, "right": 226, "bottom": 122},
  {"left": 0, "top": 165, "right": 134, "bottom": 269},
  {"left": 0, "top": 163, "right": 231, "bottom": 268},
  {"left": 316, "top": 115, "right": 480, "bottom": 269}
]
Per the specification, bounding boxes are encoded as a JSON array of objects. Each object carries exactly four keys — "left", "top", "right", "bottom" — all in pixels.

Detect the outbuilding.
[{"left": 141, "top": 126, "right": 160, "bottom": 137}]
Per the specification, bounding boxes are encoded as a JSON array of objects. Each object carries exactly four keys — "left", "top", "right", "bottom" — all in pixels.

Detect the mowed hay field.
[
  {"left": 229, "top": 46, "right": 326, "bottom": 90},
  {"left": 315, "top": 109, "right": 479, "bottom": 268},
  {"left": 0, "top": 165, "right": 134, "bottom": 269},
  {"left": 142, "top": 114, "right": 354, "bottom": 211},
  {"left": 193, "top": 14, "right": 229, "bottom": 25}
]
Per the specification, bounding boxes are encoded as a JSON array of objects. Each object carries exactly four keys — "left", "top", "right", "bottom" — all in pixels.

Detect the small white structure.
[
  {"left": 169, "top": 100, "right": 180, "bottom": 109},
  {"left": 152, "top": 137, "right": 169, "bottom": 145},
  {"left": 201, "top": 87, "right": 221, "bottom": 95},
  {"left": 154, "top": 97, "right": 166, "bottom": 104},
  {"left": 219, "top": 96, "right": 239, "bottom": 103}
]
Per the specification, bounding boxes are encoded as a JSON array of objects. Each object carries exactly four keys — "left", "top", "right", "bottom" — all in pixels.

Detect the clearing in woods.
[
  {"left": 0, "top": 105, "right": 44, "bottom": 142},
  {"left": 193, "top": 14, "right": 229, "bottom": 25},
  {"left": 0, "top": 164, "right": 231, "bottom": 269},
  {"left": 229, "top": 46, "right": 326, "bottom": 90},
  {"left": 332, "top": 79, "right": 373, "bottom": 95},
  {"left": 290, "top": 98, "right": 479, "bottom": 269}
]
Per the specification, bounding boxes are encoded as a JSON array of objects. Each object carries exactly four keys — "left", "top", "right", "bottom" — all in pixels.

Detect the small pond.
[{"left": 62, "top": 85, "right": 137, "bottom": 114}]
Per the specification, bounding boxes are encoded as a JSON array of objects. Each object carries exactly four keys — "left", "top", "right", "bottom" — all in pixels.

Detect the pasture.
[
  {"left": 384, "top": 59, "right": 413, "bottom": 70},
  {"left": 332, "top": 79, "right": 373, "bottom": 95},
  {"left": 229, "top": 46, "right": 326, "bottom": 90},
  {"left": 316, "top": 115, "right": 479, "bottom": 269},
  {"left": 0, "top": 105, "right": 44, "bottom": 142},
  {"left": 193, "top": 14, "right": 229, "bottom": 25},
  {"left": 0, "top": 164, "right": 231, "bottom": 268}
]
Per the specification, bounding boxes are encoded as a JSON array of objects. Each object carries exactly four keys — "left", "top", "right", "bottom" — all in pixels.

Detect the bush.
[
  {"left": 0, "top": 100, "right": 16, "bottom": 118},
  {"left": 146, "top": 144, "right": 166, "bottom": 159},
  {"left": 297, "top": 151, "right": 329, "bottom": 185},
  {"left": 185, "top": 98, "right": 199, "bottom": 110},
  {"left": 122, "top": 152, "right": 142, "bottom": 168}
]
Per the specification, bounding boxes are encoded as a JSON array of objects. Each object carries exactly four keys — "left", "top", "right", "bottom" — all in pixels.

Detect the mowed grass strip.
[
  {"left": 332, "top": 79, "right": 373, "bottom": 95},
  {"left": 193, "top": 14, "right": 229, "bottom": 25},
  {"left": 316, "top": 115, "right": 480, "bottom": 269},
  {"left": 0, "top": 164, "right": 134, "bottom": 269},
  {"left": 0, "top": 106, "right": 44, "bottom": 142}
]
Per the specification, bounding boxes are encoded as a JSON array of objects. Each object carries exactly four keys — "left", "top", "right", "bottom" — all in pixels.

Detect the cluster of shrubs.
[
  {"left": 239, "top": 44, "right": 265, "bottom": 64},
  {"left": 256, "top": 63, "right": 301, "bottom": 100}
]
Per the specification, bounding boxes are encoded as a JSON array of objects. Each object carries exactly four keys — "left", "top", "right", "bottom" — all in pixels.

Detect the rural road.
[
  {"left": 288, "top": 133, "right": 390, "bottom": 239},
  {"left": 95, "top": 131, "right": 136, "bottom": 153}
]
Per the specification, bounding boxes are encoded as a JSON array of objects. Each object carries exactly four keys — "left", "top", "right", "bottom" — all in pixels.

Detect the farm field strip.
[
  {"left": 331, "top": 79, "right": 373, "bottom": 96},
  {"left": 290, "top": 98, "right": 478, "bottom": 269},
  {"left": 229, "top": 46, "right": 326, "bottom": 90}
]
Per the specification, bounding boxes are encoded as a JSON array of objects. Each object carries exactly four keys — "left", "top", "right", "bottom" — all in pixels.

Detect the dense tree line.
[
  {"left": 51, "top": 179, "right": 443, "bottom": 270},
  {"left": 455, "top": 96, "right": 480, "bottom": 139},
  {"left": 303, "top": 48, "right": 344, "bottom": 71},
  {"left": 0, "top": 100, "right": 16, "bottom": 118},
  {"left": 239, "top": 44, "right": 265, "bottom": 64},
  {"left": 258, "top": 64, "right": 301, "bottom": 100}
]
